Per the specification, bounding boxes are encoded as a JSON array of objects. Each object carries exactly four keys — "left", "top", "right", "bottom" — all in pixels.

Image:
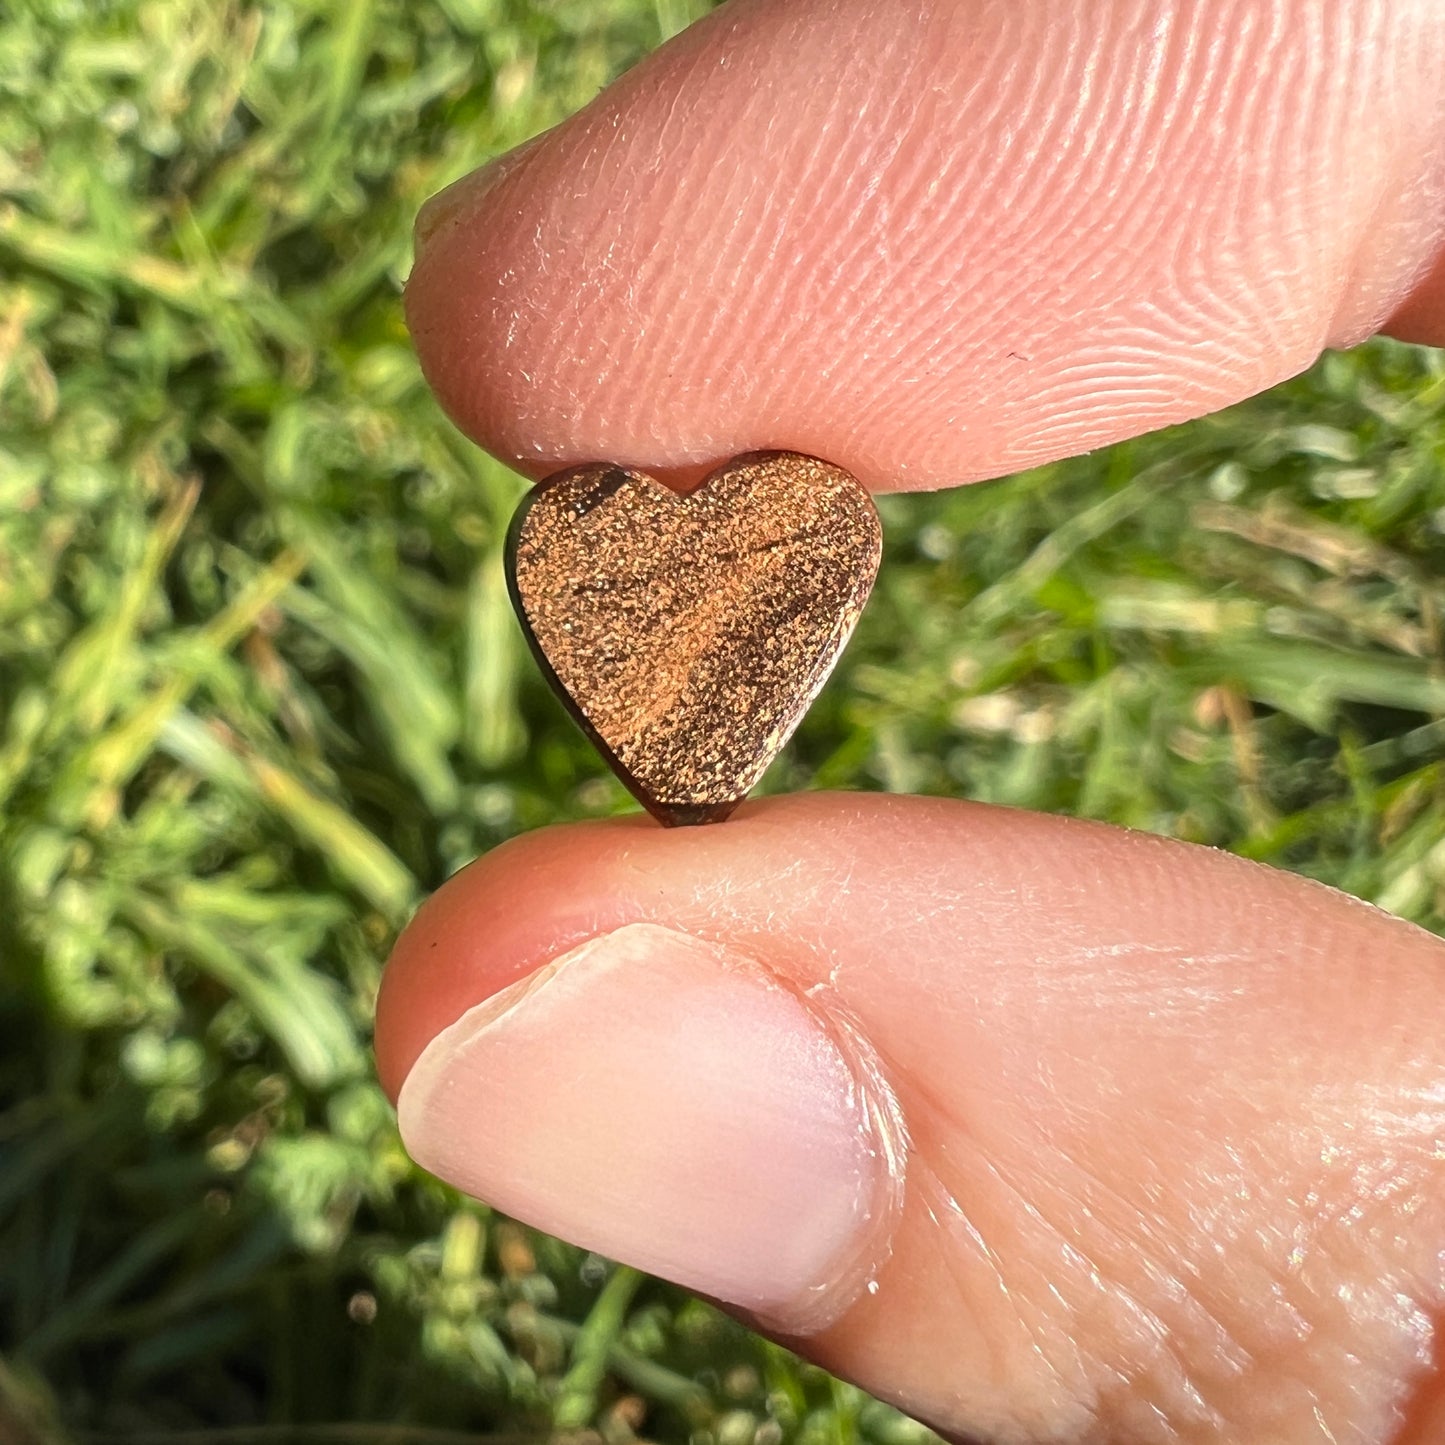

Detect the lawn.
[{"left": 3, "top": 2, "right": 1445, "bottom": 1442}]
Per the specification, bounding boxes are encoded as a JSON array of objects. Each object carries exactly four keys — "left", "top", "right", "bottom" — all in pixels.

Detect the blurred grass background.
[{"left": 3, "top": 0, "right": 1445, "bottom": 1442}]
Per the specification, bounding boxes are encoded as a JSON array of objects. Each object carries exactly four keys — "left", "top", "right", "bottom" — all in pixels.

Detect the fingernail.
[
  {"left": 396, "top": 923, "right": 896, "bottom": 1332},
  {"left": 413, "top": 140, "right": 539, "bottom": 259},
  {"left": 413, "top": 170, "right": 481, "bottom": 255}
]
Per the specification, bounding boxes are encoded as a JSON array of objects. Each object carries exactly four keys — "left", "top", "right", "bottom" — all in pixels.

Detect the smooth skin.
[{"left": 381, "top": 3, "right": 1445, "bottom": 1442}]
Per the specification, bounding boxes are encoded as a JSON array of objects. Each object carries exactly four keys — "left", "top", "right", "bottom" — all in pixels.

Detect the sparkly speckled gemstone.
[{"left": 506, "top": 451, "right": 881, "bottom": 826}]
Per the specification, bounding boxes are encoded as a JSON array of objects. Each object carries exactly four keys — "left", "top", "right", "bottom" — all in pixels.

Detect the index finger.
[{"left": 404, "top": 0, "right": 1445, "bottom": 492}]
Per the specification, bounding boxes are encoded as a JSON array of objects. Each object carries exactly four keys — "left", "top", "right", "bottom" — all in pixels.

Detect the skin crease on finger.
[
  {"left": 404, "top": 0, "right": 1445, "bottom": 492},
  {"left": 375, "top": 795, "right": 1445, "bottom": 1445}
]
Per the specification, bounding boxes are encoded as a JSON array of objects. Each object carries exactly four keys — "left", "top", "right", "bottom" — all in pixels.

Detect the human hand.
[{"left": 378, "top": 4, "right": 1445, "bottom": 1442}]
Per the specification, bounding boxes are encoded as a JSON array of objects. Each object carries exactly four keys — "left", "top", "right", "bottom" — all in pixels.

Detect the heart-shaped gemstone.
[{"left": 506, "top": 451, "right": 881, "bottom": 825}]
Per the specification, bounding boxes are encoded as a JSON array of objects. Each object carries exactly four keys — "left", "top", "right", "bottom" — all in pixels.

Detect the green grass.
[{"left": 3, "top": 1, "right": 1445, "bottom": 1442}]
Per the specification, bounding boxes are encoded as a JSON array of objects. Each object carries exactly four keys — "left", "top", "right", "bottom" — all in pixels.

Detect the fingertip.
[
  {"left": 374, "top": 820, "right": 624, "bottom": 1100},
  {"left": 374, "top": 799, "right": 849, "bottom": 1099},
  {"left": 406, "top": 0, "right": 1445, "bottom": 489},
  {"left": 1384, "top": 240, "right": 1445, "bottom": 347}
]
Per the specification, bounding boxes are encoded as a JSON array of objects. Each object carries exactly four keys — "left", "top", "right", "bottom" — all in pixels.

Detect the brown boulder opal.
[{"left": 505, "top": 450, "right": 881, "bottom": 826}]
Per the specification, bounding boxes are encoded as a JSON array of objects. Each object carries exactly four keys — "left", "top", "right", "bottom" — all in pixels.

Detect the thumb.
[
  {"left": 405, "top": 0, "right": 1445, "bottom": 492},
  {"left": 376, "top": 795, "right": 1445, "bottom": 1445}
]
